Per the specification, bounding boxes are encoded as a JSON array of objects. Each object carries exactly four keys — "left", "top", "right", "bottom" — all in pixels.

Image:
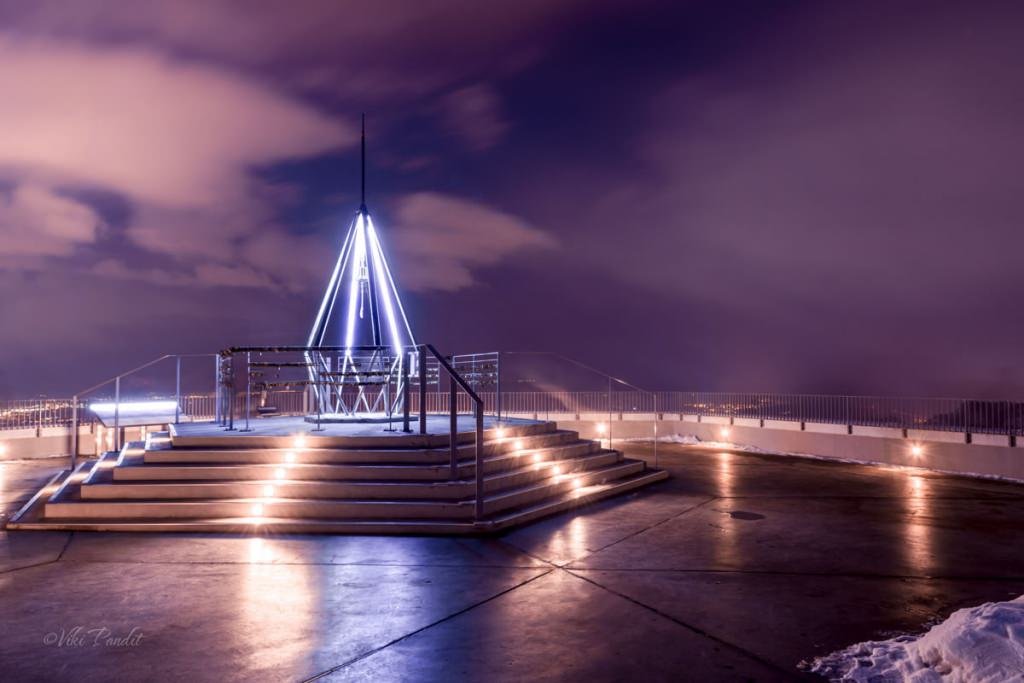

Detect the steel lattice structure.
[{"left": 305, "top": 116, "right": 415, "bottom": 417}]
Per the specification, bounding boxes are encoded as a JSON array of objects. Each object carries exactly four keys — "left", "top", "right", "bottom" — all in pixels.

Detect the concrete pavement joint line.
[
  {"left": 56, "top": 531, "right": 75, "bottom": 561},
  {"left": 0, "top": 532, "right": 76, "bottom": 576},
  {"left": 568, "top": 496, "right": 719, "bottom": 566},
  {"left": 54, "top": 559, "right": 545, "bottom": 569},
  {"left": 563, "top": 567, "right": 796, "bottom": 678},
  {"left": 301, "top": 568, "right": 556, "bottom": 682},
  {"left": 564, "top": 566, "right": 1024, "bottom": 582}
]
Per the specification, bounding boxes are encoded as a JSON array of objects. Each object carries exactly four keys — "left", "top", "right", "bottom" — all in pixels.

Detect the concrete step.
[
  {"left": 119, "top": 440, "right": 603, "bottom": 482},
  {"left": 168, "top": 419, "right": 557, "bottom": 449},
  {"left": 12, "top": 467, "right": 669, "bottom": 534},
  {"left": 45, "top": 458, "right": 645, "bottom": 521},
  {"left": 83, "top": 451, "right": 623, "bottom": 501},
  {"left": 143, "top": 429, "right": 582, "bottom": 465}
]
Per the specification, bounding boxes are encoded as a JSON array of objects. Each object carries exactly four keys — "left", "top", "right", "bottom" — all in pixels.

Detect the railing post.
[
  {"left": 607, "top": 376, "right": 613, "bottom": 451},
  {"left": 402, "top": 351, "right": 411, "bottom": 433},
  {"left": 496, "top": 352, "right": 502, "bottom": 422},
  {"left": 214, "top": 355, "right": 221, "bottom": 425},
  {"left": 70, "top": 395, "right": 79, "bottom": 470},
  {"left": 175, "top": 355, "right": 182, "bottom": 425},
  {"left": 418, "top": 346, "right": 427, "bottom": 435},
  {"left": 242, "top": 352, "right": 252, "bottom": 432},
  {"left": 113, "top": 375, "right": 121, "bottom": 452},
  {"left": 475, "top": 402, "right": 484, "bottom": 521},
  {"left": 450, "top": 375, "right": 458, "bottom": 480}
]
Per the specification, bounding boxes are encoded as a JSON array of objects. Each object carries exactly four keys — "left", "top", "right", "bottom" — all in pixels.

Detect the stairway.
[{"left": 9, "top": 420, "right": 667, "bottom": 533}]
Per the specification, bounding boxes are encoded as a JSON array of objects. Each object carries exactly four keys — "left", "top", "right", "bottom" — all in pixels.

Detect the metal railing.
[
  {"left": 219, "top": 344, "right": 486, "bottom": 519},
  {"left": 68, "top": 353, "right": 219, "bottom": 468}
]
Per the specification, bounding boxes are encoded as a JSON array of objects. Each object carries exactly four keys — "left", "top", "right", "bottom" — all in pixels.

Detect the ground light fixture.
[
  {"left": 911, "top": 443, "right": 924, "bottom": 457},
  {"left": 719, "top": 427, "right": 731, "bottom": 439}
]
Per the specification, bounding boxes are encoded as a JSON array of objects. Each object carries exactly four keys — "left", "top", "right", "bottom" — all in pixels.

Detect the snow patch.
[{"left": 809, "top": 596, "right": 1024, "bottom": 682}]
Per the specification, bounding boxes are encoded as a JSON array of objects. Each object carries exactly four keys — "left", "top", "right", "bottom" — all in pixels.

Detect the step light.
[
  {"left": 274, "top": 468, "right": 286, "bottom": 480},
  {"left": 263, "top": 485, "right": 275, "bottom": 497}
]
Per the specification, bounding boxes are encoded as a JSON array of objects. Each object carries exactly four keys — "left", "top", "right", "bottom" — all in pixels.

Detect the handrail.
[
  {"left": 422, "top": 344, "right": 485, "bottom": 521},
  {"left": 501, "top": 351, "right": 658, "bottom": 464},
  {"left": 70, "top": 352, "right": 219, "bottom": 469}
]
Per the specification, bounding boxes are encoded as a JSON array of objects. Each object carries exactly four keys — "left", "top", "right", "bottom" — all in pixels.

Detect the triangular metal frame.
[{"left": 304, "top": 116, "right": 415, "bottom": 417}]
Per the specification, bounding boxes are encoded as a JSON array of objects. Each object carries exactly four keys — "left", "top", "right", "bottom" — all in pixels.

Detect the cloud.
[
  {"left": 439, "top": 83, "right": 510, "bottom": 151},
  {"left": 389, "top": 192, "right": 557, "bottom": 291},
  {"left": 0, "top": 183, "right": 102, "bottom": 256},
  {"left": 0, "top": 0, "right": 596, "bottom": 101},
  {"left": 0, "top": 35, "right": 350, "bottom": 208}
]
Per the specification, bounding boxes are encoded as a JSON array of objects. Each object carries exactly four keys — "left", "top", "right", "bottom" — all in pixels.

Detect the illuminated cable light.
[
  {"left": 368, "top": 216, "right": 415, "bottom": 343},
  {"left": 343, "top": 213, "right": 367, "bottom": 351},
  {"left": 367, "top": 218, "right": 405, "bottom": 353}
]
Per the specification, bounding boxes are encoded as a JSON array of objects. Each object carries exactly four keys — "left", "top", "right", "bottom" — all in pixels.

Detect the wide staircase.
[{"left": 10, "top": 420, "right": 667, "bottom": 533}]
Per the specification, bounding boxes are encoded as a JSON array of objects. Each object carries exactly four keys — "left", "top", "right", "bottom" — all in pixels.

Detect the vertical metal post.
[
  {"left": 113, "top": 376, "right": 121, "bottom": 452},
  {"left": 36, "top": 397, "right": 42, "bottom": 437},
  {"left": 496, "top": 352, "right": 502, "bottom": 422},
  {"left": 418, "top": 346, "right": 427, "bottom": 435},
  {"left": 402, "top": 351, "right": 411, "bottom": 433},
  {"left": 474, "top": 402, "right": 484, "bottom": 521},
  {"left": 653, "top": 392, "right": 659, "bottom": 468},
  {"left": 175, "top": 355, "right": 182, "bottom": 425},
  {"left": 214, "top": 355, "right": 221, "bottom": 424},
  {"left": 607, "top": 377, "right": 613, "bottom": 451},
  {"left": 450, "top": 375, "right": 458, "bottom": 480},
  {"left": 243, "top": 352, "right": 252, "bottom": 432},
  {"left": 70, "top": 396, "right": 79, "bottom": 470}
]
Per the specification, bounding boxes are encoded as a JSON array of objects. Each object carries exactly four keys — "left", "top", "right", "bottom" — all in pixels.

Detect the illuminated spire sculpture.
[{"left": 305, "top": 115, "right": 415, "bottom": 418}]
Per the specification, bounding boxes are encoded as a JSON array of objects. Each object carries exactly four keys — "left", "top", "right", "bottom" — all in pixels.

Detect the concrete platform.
[
  {"left": 9, "top": 418, "right": 668, "bottom": 534},
  {"left": 3, "top": 444, "right": 1023, "bottom": 680}
]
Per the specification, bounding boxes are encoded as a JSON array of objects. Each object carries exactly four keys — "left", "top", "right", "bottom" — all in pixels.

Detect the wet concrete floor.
[{"left": 1, "top": 445, "right": 1022, "bottom": 681}]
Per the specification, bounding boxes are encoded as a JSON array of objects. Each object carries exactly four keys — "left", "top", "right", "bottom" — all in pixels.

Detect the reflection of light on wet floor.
[
  {"left": 712, "top": 452, "right": 738, "bottom": 567},
  {"left": 546, "top": 516, "right": 590, "bottom": 565},
  {"left": 242, "top": 537, "right": 315, "bottom": 670},
  {"left": 903, "top": 473, "right": 934, "bottom": 575}
]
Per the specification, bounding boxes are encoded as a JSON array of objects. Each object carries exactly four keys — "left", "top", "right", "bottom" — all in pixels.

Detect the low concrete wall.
[
  {"left": 520, "top": 412, "right": 1024, "bottom": 482},
  {"left": 0, "top": 424, "right": 152, "bottom": 461}
]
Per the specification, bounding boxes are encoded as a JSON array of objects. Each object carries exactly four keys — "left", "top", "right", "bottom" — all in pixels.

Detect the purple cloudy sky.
[{"left": 0, "top": 0, "right": 1022, "bottom": 398}]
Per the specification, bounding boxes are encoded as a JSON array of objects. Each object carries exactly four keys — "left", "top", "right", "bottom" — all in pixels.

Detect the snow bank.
[{"left": 810, "top": 596, "right": 1024, "bottom": 682}]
